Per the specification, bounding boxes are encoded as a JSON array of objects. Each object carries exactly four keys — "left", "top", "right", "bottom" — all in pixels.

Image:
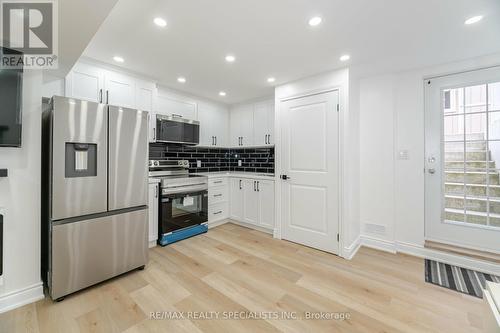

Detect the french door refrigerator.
[{"left": 42, "top": 96, "right": 149, "bottom": 300}]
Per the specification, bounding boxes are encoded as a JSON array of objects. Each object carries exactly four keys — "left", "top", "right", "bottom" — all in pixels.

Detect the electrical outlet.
[
  {"left": 197, "top": 160, "right": 202, "bottom": 168},
  {"left": 238, "top": 160, "right": 242, "bottom": 167}
]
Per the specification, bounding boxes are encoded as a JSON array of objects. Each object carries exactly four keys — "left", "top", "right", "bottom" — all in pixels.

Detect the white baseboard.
[
  {"left": 226, "top": 219, "right": 274, "bottom": 235},
  {"left": 357, "top": 236, "right": 500, "bottom": 276},
  {"left": 342, "top": 236, "right": 362, "bottom": 260},
  {"left": 0, "top": 282, "right": 44, "bottom": 314},
  {"left": 360, "top": 235, "right": 397, "bottom": 254}
]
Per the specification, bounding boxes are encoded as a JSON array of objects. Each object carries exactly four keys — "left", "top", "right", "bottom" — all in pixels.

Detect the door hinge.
[
  {"left": 337, "top": 233, "right": 340, "bottom": 242},
  {"left": 337, "top": 104, "right": 339, "bottom": 112}
]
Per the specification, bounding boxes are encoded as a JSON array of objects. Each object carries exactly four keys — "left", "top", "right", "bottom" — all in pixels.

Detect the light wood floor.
[{"left": 0, "top": 223, "right": 487, "bottom": 333}]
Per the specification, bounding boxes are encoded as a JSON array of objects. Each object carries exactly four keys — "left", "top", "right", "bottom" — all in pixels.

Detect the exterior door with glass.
[{"left": 425, "top": 67, "right": 500, "bottom": 253}]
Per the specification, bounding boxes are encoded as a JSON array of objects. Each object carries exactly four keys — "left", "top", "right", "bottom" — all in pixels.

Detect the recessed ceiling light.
[
  {"left": 308, "top": 16, "right": 322, "bottom": 27},
  {"left": 267, "top": 77, "right": 276, "bottom": 83},
  {"left": 154, "top": 17, "right": 167, "bottom": 27},
  {"left": 339, "top": 54, "right": 350, "bottom": 62},
  {"left": 177, "top": 77, "right": 186, "bottom": 83},
  {"left": 465, "top": 15, "right": 483, "bottom": 25},
  {"left": 225, "top": 55, "right": 236, "bottom": 63},
  {"left": 113, "top": 56, "right": 124, "bottom": 63},
  {"left": 219, "top": 91, "right": 227, "bottom": 97}
]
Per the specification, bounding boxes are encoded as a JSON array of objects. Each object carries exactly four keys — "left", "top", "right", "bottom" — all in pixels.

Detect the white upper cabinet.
[
  {"left": 230, "top": 104, "right": 254, "bottom": 147},
  {"left": 104, "top": 70, "right": 136, "bottom": 109},
  {"left": 136, "top": 80, "right": 156, "bottom": 112},
  {"left": 65, "top": 62, "right": 104, "bottom": 103},
  {"left": 253, "top": 100, "right": 275, "bottom": 146},
  {"left": 198, "top": 102, "right": 228, "bottom": 147},
  {"left": 156, "top": 94, "right": 197, "bottom": 119}
]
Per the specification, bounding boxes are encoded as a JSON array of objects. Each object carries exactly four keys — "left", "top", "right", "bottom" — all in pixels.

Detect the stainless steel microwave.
[{"left": 155, "top": 115, "right": 200, "bottom": 145}]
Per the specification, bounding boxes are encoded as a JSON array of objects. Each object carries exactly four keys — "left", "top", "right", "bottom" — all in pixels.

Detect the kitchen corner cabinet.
[
  {"left": 198, "top": 102, "right": 228, "bottom": 147},
  {"left": 148, "top": 182, "right": 159, "bottom": 247},
  {"left": 230, "top": 178, "right": 275, "bottom": 230},
  {"left": 65, "top": 62, "right": 104, "bottom": 103},
  {"left": 230, "top": 104, "right": 254, "bottom": 147},
  {"left": 253, "top": 100, "right": 275, "bottom": 146}
]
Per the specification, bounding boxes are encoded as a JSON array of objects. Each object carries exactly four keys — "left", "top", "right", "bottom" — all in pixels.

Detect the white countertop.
[{"left": 197, "top": 171, "right": 276, "bottom": 181}]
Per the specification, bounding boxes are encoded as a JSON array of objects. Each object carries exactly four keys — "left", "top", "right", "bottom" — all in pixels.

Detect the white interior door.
[
  {"left": 280, "top": 90, "right": 340, "bottom": 254},
  {"left": 425, "top": 67, "right": 500, "bottom": 253}
]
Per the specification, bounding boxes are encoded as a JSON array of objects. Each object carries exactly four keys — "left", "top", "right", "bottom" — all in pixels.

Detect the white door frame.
[
  {"left": 424, "top": 66, "right": 500, "bottom": 253},
  {"left": 274, "top": 86, "right": 344, "bottom": 256}
]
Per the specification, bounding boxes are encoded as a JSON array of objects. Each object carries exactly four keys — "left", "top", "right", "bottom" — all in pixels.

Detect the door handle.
[
  {"left": 215, "top": 136, "right": 217, "bottom": 146},
  {"left": 428, "top": 168, "right": 436, "bottom": 174}
]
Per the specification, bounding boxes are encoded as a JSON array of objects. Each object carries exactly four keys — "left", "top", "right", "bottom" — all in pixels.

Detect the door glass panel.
[
  {"left": 172, "top": 195, "right": 203, "bottom": 217},
  {"left": 443, "top": 82, "right": 500, "bottom": 229}
]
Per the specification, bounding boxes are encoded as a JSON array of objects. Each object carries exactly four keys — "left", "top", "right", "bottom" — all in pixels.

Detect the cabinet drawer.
[
  {"left": 209, "top": 186, "right": 228, "bottom": 205},
  {"left": 209, "top": 202, "right": 228, "bottom": 222},
  {"left": 209, "top": 177, "right": 228, "bottom": 187}
]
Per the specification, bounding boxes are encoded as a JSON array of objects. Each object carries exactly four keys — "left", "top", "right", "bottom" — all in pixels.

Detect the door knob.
[{"left": 428, "top": 168, "right": 436, "bottom": 174}]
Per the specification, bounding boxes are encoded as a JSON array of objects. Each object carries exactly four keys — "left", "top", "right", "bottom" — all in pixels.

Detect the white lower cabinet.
[
  {"left": 257, "top": 180, "right": 275, "bottom": 229},
  {"left": 229, "top": 178, "right": 245, "bottom": 221},
  {"left": 148, "top": 182, "right": 159, "bottom": 246},
  {"left": 209, "top": 178, "right": 229, "bottom": 223},
  {"left": 230, "top": 177, "right": 275, "bottom": 230}
]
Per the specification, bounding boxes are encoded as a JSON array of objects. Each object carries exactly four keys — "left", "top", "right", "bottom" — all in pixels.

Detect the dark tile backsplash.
[{"left": 149, "top": 144, "right": 275, "bottom": 174}]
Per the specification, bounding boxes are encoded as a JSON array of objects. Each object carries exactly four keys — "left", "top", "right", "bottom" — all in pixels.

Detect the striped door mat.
[{"left": 425, "top": 259, "right": 500, "bottom": 298}]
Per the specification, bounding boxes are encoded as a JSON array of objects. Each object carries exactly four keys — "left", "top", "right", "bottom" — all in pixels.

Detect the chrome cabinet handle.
[
  {"left": 106, "top": 90, "right": 109, "bottom": 104},
  {"left": 215, "top": 136, "right": 217, "bottom": 146},
  {"left": 214, "top": 180, "right": 223, "bottom": 184},
  {"left": 99, "top": 89, "right": 102, "bottom": 103},
  {"left": 214, "top": 194, "right": 222, "bottom": 197},
  {"left": 239, "top": 179, "right": 242, "bottom": 190},
  {"left": 257, "top": 181, "right": 260, "bottom": 192},
  {"left": 214, "top": 211, "right": 223, "bottom": 215}
]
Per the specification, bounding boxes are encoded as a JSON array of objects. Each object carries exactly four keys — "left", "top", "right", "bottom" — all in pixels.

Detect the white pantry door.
[
  {"left": 425, "top": 67, "right": 500, "bottom": 253},
  {"left": 280, "top": 90, "right": 340, "bottom": 254}
]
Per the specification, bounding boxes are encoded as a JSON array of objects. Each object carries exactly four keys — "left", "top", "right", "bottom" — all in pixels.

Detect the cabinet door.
[
  {"left": 213, "top": 106, "right": 228, "bottom": 147},
  {"left": 148, "top": 183, "right": 159, "bottom": 244},
  {"left": 136, "top": 80, "right": 156, "bottom": 112},
  {"left": 65, "top": 63, "right": 104, "bottom": 103},
  {"left": 243, "top": 179, "right": 259, "bottom": 225},
  {"left": 267, "top": 101, "right": 275, "bottom": 145},
  {"left": 229, "top": 178, "right": 244, "bottom": 221},
  {"left": 240, "top": 105, "right": 254, "bottom": 146},
  {"left": 156, "top": 94, "right": 197, "bottom": 119},
  {"left": 230, "top": 106, "right": 242, "bottom": 147},
  {"left": 198, "top": 103, "right": 215, "bottom": 146},
  {"left": 253, "top": 102, "right": 268, "bottom": 146},
  {"left": 104, "top": 71, "right": 136, "bottom": 108},
  {"left": 258, "top": 180, "right": 275, "bottom": 229}
]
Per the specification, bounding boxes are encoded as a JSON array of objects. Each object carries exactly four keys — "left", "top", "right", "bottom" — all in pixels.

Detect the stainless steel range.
[{"left": 149, "top": 160, "right": 208, "bottom": 245}]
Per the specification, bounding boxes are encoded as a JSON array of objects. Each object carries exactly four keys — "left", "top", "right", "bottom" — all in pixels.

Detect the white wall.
[
  {"left": 275, "top": 68, "right": 361, "bottom": 255},
  {"left": 356, "top": 53, "right": 500, "bottom": 249},
  {"left": 0, "top": 71, "right": 44, "bottom": 313},
  {"left": 42, "top": 74, "right": 65, "bottom": 98}
]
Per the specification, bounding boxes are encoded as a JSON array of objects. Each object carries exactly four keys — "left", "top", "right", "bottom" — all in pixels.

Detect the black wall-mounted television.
[{"left": 0, "top": 47, "right": 23, "bottom": 147}]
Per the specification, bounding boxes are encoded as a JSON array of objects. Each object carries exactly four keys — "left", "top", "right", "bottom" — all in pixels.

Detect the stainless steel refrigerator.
[{"left": 41, "top": 96, "right": 149, "bottom": 300}]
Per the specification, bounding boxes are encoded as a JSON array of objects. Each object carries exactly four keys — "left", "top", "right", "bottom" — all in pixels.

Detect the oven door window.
[
  {"left": 172, "top": 195, "right": 202, "bottom": 217},
  {"left": 160, "top": 190, "right": 208, "bottom": 234}
]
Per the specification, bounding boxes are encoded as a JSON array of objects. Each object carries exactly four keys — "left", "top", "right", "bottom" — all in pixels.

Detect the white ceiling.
[
  {"left": 49, "top": 0, "right": 119, "bottom": 77},
  {"left": 83, "top": 0, "right": 500, "bottom": 104}
]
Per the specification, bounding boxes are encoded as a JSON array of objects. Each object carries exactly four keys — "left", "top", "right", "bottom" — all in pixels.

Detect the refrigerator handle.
[
  {"left": 99, "top": 89, "right": 102, "bottom": 103},
  {"left": 106, "top": 90, "right": 109, "bottom": 104}
]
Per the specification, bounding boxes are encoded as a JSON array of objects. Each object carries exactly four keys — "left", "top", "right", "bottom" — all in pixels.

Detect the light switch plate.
[
  {"left": 197, "top": 160, "right": 202, "bottom": 168},
  {"left": 398, "top": 150, "right": 409, "bottom": 160},
  {"left": 238, "top": 160, "right": 242, "bottom": 167}
]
